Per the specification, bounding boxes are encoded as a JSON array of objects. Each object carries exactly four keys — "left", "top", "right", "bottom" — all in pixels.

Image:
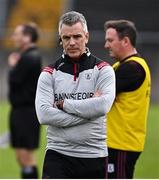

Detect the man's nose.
[
  {"left": 104, "top": 41, "right": 109, "bottom": 49},
  {"left": 69, "top": 37, "right": 75, "bottom": 45}
]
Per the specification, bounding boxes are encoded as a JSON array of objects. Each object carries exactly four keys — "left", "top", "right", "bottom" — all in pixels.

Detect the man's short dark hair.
[
  {"left": 22, "top": 23, "right": 39, "bottom": 43},
  {"left": 104, "top": 20, "right": 137, "bottom": 47}
]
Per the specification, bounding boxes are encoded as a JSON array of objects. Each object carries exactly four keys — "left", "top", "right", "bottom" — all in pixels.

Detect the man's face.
[
  {"left": 60, "top": 22, "right": 89, "bottom": 59},
  {"left": 12, "top": 25, "right": 30, "bottom": 49},
  {"left": 11, "top": 25, "right": 25, "bottom": 48},
  {"left": 104, "top": 28, "right": 124, "bottom": 60}
]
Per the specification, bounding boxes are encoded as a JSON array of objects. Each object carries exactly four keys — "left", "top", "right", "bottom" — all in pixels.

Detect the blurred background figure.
[{"left": 8, "top": 23, "right": 42, "bottom": 178}]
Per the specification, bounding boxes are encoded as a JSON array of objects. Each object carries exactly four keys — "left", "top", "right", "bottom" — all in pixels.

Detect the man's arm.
[
  {"left": 35, "top": 70, "right": 88, "bottom": 127},
  {"left": 8, "top": 54, "right": 35, "bottom": 85},
  {"left": 63, "top": 65, "right": 116, "bottom": 119}
]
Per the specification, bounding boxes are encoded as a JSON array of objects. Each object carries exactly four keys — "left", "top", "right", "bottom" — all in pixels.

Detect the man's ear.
[
  {"left": 123, "top": 36, "right": 130, "bottom": 46},
  {"left": 59, "top": 37, "right": 62, "bottom": 45},
  {"left": 85, "top": 32, "right": 89, "bottom": 44}
]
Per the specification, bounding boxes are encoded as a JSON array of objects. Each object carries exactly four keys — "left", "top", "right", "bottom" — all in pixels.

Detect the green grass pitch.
[{"left": 0, "top": 101, "right": 158, "bottom": 178}]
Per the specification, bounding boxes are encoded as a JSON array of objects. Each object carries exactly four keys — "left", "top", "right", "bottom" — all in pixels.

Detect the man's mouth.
[
  {"left": 68, "top": 49, "right": 78, "bottom": 51},
  {"left": 109, "top": 50, "right": 113, "bottom": 54}
]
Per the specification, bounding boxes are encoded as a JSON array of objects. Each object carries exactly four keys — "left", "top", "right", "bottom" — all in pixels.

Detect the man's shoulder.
[
  {"left": 121, "top": 56, "right": 145, "bottom": 71},
  {"left": 90, "top": 54, "right": 110, "bottom": 70},
  {"left": 23, "top": 47, "right": 40, "bottom": 57},
  {"left": 116, "top": 58, "right": 146, "bottom": 79},
  {"left": 42, "top": 57, "right": 63, "bottom": 74},
  {"left": 21, "top": 48, "right": 42, "bottom": 66}
]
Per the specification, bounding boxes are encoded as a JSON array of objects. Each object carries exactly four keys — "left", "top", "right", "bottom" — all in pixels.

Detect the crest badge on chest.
[{"left": 85, "top": 73, "right": 92, "bottom": 80}]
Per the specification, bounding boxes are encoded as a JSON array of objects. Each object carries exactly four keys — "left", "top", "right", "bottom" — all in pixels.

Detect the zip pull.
[{"left": 74, "top": 63, "right": 77, "bottom": 81}]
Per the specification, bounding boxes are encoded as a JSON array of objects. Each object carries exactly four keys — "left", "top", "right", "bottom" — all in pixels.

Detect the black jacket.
[{"left": 8, "top": 47, "right": 42, "bottom": 108}]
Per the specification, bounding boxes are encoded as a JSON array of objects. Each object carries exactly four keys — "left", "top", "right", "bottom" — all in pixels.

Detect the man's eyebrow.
[
  {"left": 62, "top": 34, "right": 70, "bottom": 37},
  {"left": 62, "top": 33, "right": 83, "bottom": 38},
  {"left": 73, "top": 34, "right": 82, "bottom": 37}
]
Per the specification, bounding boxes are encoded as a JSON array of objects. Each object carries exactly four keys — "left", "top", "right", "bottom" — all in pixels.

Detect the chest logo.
[{"left": 85, "top": 73, "right": 92, "bottom": 80}]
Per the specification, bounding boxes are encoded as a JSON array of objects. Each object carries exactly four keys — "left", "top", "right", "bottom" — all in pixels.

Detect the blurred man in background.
[
  {"left": 104, "top": 20, "right": 151, "bottom": 178},
  {"left": 8, "top": 23, "right": 42, "bottom": 178},
  {"left": 35, "top": 11, "right": 115, "bottom": 178}
]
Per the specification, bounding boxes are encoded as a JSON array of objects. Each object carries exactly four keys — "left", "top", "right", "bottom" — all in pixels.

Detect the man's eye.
[
  {"left": 63, "top": 36, "right": 70, "bottom": 40},
  {"left": 107, "top": 39, "right": 113, "bottom": 43},
  {"left": 73, "top": 35, "right": 82, "bottom": 39}
]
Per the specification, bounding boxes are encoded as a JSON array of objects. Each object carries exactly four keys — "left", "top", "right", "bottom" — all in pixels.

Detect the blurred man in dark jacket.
[{"left": 8, "top": 22, "right": 42, "bottom": 178}]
